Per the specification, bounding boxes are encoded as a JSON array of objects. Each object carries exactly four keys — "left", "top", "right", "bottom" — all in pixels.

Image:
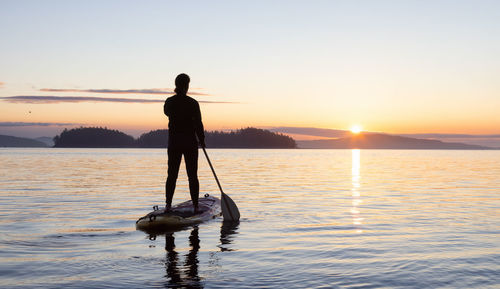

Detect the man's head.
[{"left": 174, "top": 73, "right": 190, "bottom": 95}]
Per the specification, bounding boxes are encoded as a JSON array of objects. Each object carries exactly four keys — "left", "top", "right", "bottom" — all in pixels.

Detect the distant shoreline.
[
  {"left": 2, "top": 147, "right": 498, "bottom": 151},
  {"left": 2, "top": 127, "right": 499, "bottom": 150}
]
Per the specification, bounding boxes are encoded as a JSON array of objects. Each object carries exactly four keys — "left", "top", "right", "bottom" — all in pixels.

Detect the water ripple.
[{"left": 0, "top": 148, "right": 499, "bottom": 288}]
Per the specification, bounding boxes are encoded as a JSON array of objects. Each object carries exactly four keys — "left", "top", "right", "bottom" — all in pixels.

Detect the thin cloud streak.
[
  {"left": 0, "top": 95, "right": 237, "bottom": 104},
  {"left": 40, "top": 88, "right": 209, "bottom": 96},
  {"left": 0, "top": 81, "right": 4, "bottom": 88},
  {"left": 0, "top": 122, "right": 81, "bottom": 127}
]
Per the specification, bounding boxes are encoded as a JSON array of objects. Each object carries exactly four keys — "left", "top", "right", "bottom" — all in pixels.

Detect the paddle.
[{"left": 201, "top": 147, "right": 240, "bottom": 221}]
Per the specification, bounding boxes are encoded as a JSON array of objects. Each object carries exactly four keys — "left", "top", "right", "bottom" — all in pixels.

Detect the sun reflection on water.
[{"left": 351, "top": 149, "right": 363, "bottom": 233}]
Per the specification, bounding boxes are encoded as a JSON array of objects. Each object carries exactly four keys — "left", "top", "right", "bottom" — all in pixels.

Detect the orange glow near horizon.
[{"left": 1, "top": 92, "right": 500, "bottom": 137}]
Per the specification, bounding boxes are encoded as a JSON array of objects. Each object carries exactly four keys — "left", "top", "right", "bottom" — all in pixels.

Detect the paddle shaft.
[
  {"left": 201, "top": 147, "right": 224, "bottom": 194},
  {"left": 201, "top": 146, "right": 240, "bottom": 221}
]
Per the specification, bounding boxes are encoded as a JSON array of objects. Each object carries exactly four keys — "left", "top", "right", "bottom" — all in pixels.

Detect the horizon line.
[{"left": 2, "top": 123, "right": 500, "bottom": 139}]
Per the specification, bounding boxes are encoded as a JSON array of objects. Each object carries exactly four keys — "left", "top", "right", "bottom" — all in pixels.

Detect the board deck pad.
[
  {"left": 136, "top": 195, "right": 222, "bottom": 231},
  {"left": 154, "top": 197, "right": 216, "bottom": 217}
]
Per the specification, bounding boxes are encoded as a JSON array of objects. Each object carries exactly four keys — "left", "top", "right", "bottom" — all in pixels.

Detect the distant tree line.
[
  {"left": 136, "top": 129, "right": 168, "bottom": 148},
  {"left": 53, "top": 127, "right": 136, "bottom": 148},
  {"left": 54, "top": 127, "right": 296, "bottom": 148},
  {"left": 206, "top": 128, "right": 296, "bottom": 148}
]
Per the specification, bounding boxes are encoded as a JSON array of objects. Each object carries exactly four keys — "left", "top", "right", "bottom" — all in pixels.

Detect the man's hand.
[{"left": 199, "top": 139, "right": 206, "bottom": 148}]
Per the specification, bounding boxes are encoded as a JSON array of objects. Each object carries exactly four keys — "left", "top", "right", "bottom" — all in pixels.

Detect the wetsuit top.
[{"left": 164, "top": 94, "right": 205, "bottom": 149}]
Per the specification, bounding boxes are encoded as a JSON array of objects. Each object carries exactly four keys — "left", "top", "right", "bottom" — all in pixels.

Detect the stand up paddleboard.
[{"left": 136, "top": 194, "right": 222, "bottom": 232}]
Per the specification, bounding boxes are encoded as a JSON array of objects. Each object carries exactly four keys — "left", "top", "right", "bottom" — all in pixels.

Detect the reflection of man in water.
[
  {"left": 157, "top": 222, "right": 239, "bottom": 287},
  {"left": 164, "top": 73, "right": 206, "bottom": 212},
  {"left": 164, "top": 227, "right": 202, "bottom": 288}
]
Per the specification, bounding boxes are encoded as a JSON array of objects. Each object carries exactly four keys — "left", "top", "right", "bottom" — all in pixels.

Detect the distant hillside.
[
  {"left": 297, "top": 133, "right": 493, "bottom": 149},
  {"left": 0, "top": 135, "right": 48, "bottom": 147},
  {"left": 400, "top": 133, "right": 500, "bottom": 148},
  {"left": 137, "top": 127, "right": 296, "bottom": 148},
  {"left": 53, "top": 127, "right": 136, "bottom": 148}
]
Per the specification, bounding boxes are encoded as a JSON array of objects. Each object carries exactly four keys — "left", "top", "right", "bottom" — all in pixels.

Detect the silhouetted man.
[{"left": 164, "top": 73, "right": 205, "bottom": 213}]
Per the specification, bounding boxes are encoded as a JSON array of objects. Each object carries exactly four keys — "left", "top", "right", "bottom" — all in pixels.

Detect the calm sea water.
[{"left": 0, "top": 148, "right": 499, "bottom": 289}]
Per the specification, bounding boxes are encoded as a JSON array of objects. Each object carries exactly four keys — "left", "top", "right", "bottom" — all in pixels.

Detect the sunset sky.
[{"left": 1, "top": 0, "right": 499, "bottom": 138}]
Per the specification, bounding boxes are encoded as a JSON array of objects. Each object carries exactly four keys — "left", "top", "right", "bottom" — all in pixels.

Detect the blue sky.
[{"left": 1, "top": 0, "right": 499, "bottom": 138}]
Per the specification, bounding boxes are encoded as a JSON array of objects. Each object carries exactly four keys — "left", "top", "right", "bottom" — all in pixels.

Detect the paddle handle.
[{"left": 202, "top": 147, "right": 224, "bottom": 194}]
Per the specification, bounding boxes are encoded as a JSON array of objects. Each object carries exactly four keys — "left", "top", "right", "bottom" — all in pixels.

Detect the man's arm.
[
  {"left": 194, "top": 101, "right": 205, "bottom": 147},
  {"left": 163, "top": 99, "right": 170, "bottom": 117}
]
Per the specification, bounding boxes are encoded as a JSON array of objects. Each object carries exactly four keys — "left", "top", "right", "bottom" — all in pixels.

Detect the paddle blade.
[{"left": 221, "top": 192, "right": 240, "bottom": 221}]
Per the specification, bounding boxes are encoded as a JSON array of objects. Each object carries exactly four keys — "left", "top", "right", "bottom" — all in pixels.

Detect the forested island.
[
  {"left": 53, "top": 127, "right": 297, "bottom": 148},
  {"left": 53, "top": 127, "right": 136, "bottom": 148}
]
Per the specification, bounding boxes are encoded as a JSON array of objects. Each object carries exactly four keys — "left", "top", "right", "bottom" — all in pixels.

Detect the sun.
[{"left": 350, "top": 125, "right": 362, "bottom": 134}]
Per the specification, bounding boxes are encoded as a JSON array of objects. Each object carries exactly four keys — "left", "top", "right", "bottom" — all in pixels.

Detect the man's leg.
[
  {"left": 184, "top": 148, "right": 199, "bottom": 211},
  {"left": 165, "top": 149, "right": 182, "bottom": 209}
]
